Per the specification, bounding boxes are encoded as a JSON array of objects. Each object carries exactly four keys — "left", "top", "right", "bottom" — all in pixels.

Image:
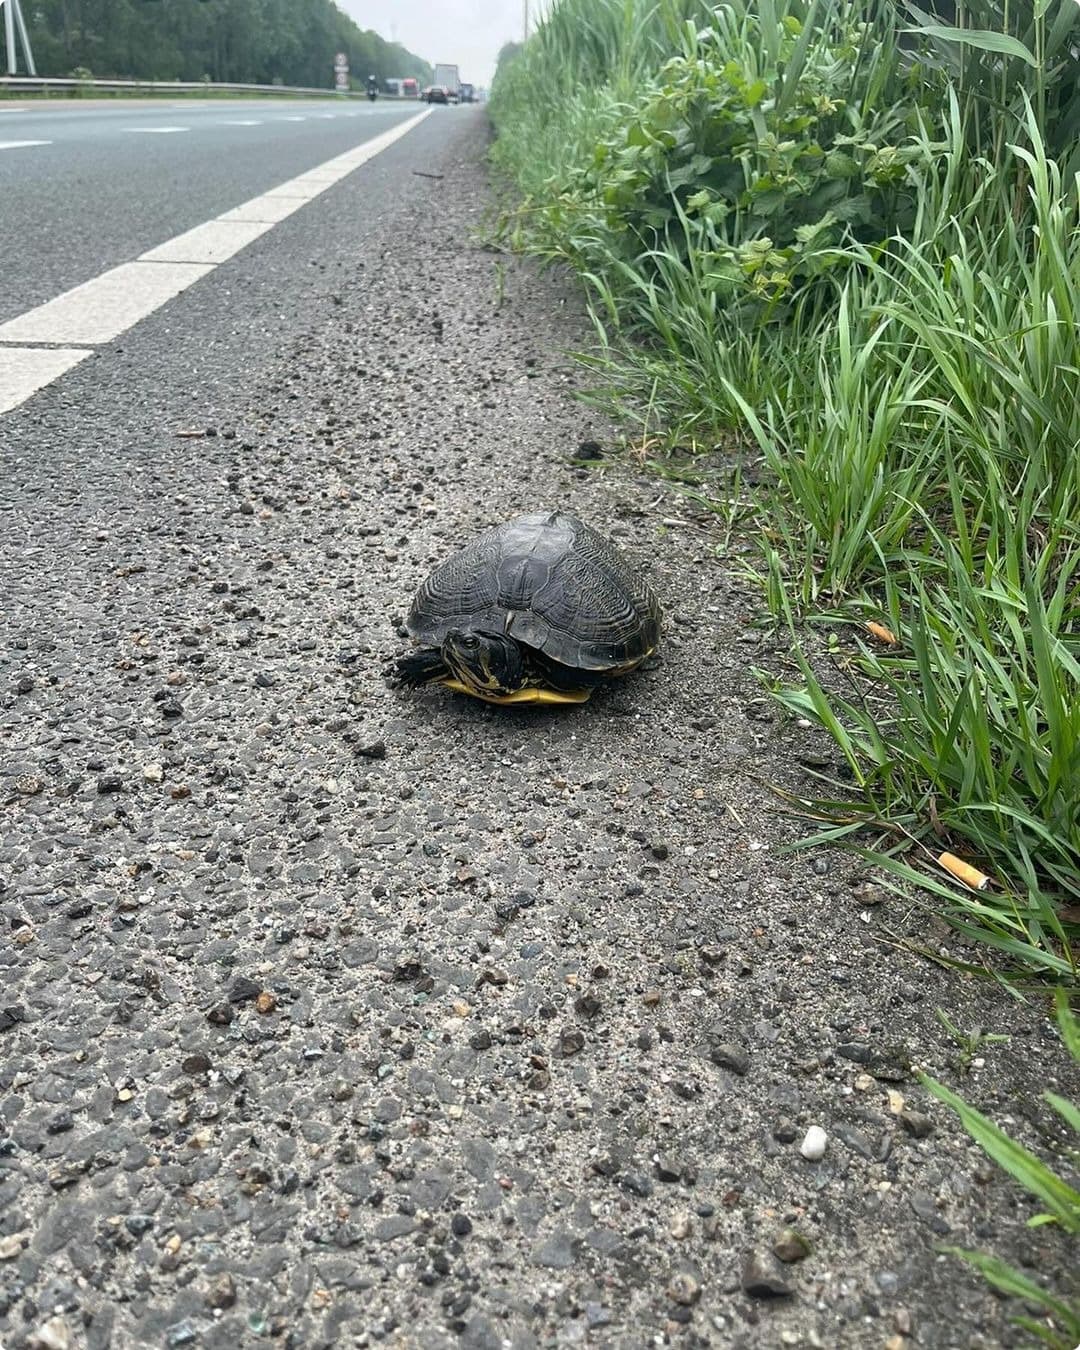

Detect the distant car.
[
  {"left": 459, "top": 83, "right": 475, "bottom": 103},
  {"left": 402, "top": 78, "right": 419, "bottom": 98},
  {"left": 421, "top": 85, "right": 449, "bottom": 104}
]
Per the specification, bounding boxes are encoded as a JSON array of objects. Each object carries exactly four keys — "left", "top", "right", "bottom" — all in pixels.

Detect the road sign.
[
  {"left": 334, "top": 52, "right": 348, "bottom": 71},
  {"left": 335, "top": 70, "right": 349, "bottom": 91}
]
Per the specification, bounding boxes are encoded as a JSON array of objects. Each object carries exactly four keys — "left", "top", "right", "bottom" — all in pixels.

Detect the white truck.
[{"left": 433, "top": 63, "right": 461, "bottom": 100}]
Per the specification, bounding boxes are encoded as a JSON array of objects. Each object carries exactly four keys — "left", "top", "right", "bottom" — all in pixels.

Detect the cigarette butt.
[
  {"left": 865, "top": 621, "right": 898, "bottom": 646},
  {"left": 938, "top": 851, "right": 991, "bottom": 891}
]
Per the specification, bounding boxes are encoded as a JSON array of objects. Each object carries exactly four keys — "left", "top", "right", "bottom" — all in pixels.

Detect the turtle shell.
[{"left": 405, "top": 510, "right": 661, "bottom": 673}]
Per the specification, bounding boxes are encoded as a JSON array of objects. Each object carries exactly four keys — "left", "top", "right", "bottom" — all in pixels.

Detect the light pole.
[{"left": 1, "top": 0, "right": 37, "bottom": 76}]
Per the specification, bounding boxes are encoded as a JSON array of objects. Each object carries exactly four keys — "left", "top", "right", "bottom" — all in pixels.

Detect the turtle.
[{"left": 394, "top": 509, "right": 662, "bottom": 705}]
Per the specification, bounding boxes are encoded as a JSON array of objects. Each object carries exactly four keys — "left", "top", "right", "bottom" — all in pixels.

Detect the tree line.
[{"left": 25, "top": 0, "right": 434, "bottom": 89}]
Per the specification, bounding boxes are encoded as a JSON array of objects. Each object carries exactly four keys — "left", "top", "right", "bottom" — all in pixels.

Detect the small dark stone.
[
  {"left": 0, "top": 1006, "right": 27, "bottom": 1033},
  {"left": 571, "top": 440, "right": 604, "bottom": 461},
  {"left": 159, "top": 700, "right": 184, "bottom": 720},
  {"left": 772, "top": 1230, "right": 813, "bottom": 1263},
  {"left": 46, "top": 1111, "right": 75, "bottom": 1135},
  {"left": 620, "top": 1171, "right": 653, "bottom": 1198},
  {"left": 909, "top": 1190, "right": 950, "bottom": 1235},
  {"left": 559, "top": 1026, "right": 586, "bottom": 1057},
  {"left": 355, "top": 740, "right": 387, "bottom": 760},
  {"left": 773, "top": 1118, "right": 798, "bottom": 1144},
  {"left": 532, "top": 1231, "right": 579, "bottom": 1269},
  {"left": 125, "top": 1214, "right": 154, "bottom": 1237},
  {"left": 468, "top": 1029, "right": 493, "bottom": 1051},
  {"left": 451, "top": 1213, "right": 473, "bottom": 1237},
  {"left": 206, "top": 1003, "right": 234, "bottom": 1026},
  {"left": 205, "top": 1273, "right": 237, "bottom": 1309},
  {"left": 655, "top": 1154, "right": 682, "bottom": 1183},
  {"left": 837, "top": 1041, "right": 873, "bottom": 1065},
  {"left": 14, "top": 675, "right": 34, "bottom": 695},
  {"left": 899, "top": 1110, "right": 935, "bottom": 1139},
  {"left": 97, "top": 775, "right": 125, "bottom": 794},
  {"left": 742, "top": 1252, "right": 795, "bottom": 1299},
  {"left": 182, "top": 1054, "right": 212, "bottom": 1075},
  {"left": 834, "top": 1124, "right": 875, "bottom": 1159},
  {"left": 49, "top": 1160, "right": 91, "bottom": 1189},
  {"left": 495, "top": 890, "right": 536, "bottom": 922},
  {"left": 228, "top": 976, "right": 262, "bottom": 1003},
  {"left": 708, "top": 1042, "right": 750, "bottom": 1076}
]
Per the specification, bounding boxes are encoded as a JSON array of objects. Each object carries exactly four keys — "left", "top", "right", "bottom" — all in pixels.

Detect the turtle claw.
[{"left": 394, "top": 649, "right": 448, "bottom": 688}]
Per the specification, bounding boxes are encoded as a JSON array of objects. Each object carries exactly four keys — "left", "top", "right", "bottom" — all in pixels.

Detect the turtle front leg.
[{"left": 394, "top": 648, "right": 449, "bottom": 688}]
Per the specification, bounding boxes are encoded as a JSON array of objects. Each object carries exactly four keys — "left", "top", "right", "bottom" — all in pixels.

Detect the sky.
[{"left": 340, "top": 1, "right": 546, "bottom": 88}]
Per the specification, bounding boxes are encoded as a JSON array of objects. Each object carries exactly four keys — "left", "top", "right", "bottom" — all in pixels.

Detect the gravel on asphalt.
[{"left": 0, "top": 109, "right": 1076, "bottom": 1350}]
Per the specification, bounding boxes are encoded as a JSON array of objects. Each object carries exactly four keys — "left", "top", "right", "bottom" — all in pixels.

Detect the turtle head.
[{"left": 441, "top": 629, "right": 526, "bottom": 697}]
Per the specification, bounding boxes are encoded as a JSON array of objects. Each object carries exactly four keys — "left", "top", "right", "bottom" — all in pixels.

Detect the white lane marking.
[
  {"left": 222, "top": 119, "right": 262, "bottom": 126},
  {"left": 140, "top": 219, "right": 274, "bottom": 265},
  {"left": 217, "top": 194, "right": 307, "bottom": 224},
  {"left": 0, "top": 108, "right": 432, "bottom": 411},
  {"left": 126, "top": 126, "right": 189, "bottom": 135},
  {"left": 258, "top": 183, "right": 333, "bottom": 202},
  {"left": 317, "top": 113, "right": 337, "bottom": 119},
  {"left": 281, "top": 116, "right": 307, "bottom": 122},
  {"left": 0, "top": 140, "right": 50, "bottom": 150},
  {"left": 0, "top": 107, "right": 29, "bottom": 113},
  {"left": 0, "top": 261, "right": 213, "bottom": 345},
  {"left": 0, "top": 347, "right": 92, "bottom": 415}
]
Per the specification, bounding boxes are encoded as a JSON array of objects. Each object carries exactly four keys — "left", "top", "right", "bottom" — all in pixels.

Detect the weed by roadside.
[{"left": 489, "top": 0, "right": 1080, "bottom": 987}]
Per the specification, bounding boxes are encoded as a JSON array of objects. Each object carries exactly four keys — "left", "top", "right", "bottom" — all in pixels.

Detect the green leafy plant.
[
  {"left": 490, "top": 0, "right": 1080, "bottom": 982},
  {"left": 935, "top": 1008, "right": 1011, "bottom": 1074}
]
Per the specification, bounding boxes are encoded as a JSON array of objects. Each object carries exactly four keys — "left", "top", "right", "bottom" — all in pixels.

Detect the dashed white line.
[
  {"left": 0, "top": 348, "right": 92, "bottom": 415},
  {"left": 0, "top": 261, "right": 213, "bottom": 345},
  {"left": 281, "top": 116, "right": 307, "bottom": 122},
  {"left": 222, "top": 119, "right": 262, "bottom": 126},
  {"left": 0, "top": 140, "right": 50, "bottom": 150},
  {"left": 0, "top": 108, "right": 432, "bottom": 412},
  {"left": 126, "top": 126, "right": 190, "bottom": 135},
  {"left": 0, "top": 107, "right": 29, "bottom": 113},
  {"left": 218, "top": 194, "right": 307, "bottom": 224},
  {"left": 141, "top": 219, "right": 275, "bottom": 265}
]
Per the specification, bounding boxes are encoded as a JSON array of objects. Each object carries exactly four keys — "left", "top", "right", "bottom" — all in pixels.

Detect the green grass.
[{"left": 490, "top": 0, "right": 1080, "bottom": 987}]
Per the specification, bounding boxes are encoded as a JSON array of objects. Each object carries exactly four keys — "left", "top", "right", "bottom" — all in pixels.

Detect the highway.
[
  {"left": 0, "top": 97, "right": 427, "bottom": 329},
  {"left": 0, "top": 95, "right": 1070, "bottom": 1350}
]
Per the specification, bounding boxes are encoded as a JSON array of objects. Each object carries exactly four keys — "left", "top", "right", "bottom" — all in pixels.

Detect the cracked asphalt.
[{"left": 0, "top": 109, "right": 1076, "bottom": 1350}]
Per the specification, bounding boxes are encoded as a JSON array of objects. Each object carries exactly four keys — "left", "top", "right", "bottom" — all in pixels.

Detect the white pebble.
[
  {"left": 800, "top": 1125, "right": 828, "bottom": 1160},
  {"left": 32, "top": 1317, "right": 73, "bottom": 1350}
]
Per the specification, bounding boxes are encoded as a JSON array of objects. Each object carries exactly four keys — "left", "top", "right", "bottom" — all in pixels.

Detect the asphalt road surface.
[
  {"left": 0, "top": 98, "right": 423, "bottom": 325},
  {"left": 0, "top": 108, "right": 1075, "bottom": 1350}
]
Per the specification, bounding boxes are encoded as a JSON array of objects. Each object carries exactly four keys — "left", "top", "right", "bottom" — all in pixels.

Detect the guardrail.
[{"left": 0, "top": 75, "right": 414, "bottom": 97}]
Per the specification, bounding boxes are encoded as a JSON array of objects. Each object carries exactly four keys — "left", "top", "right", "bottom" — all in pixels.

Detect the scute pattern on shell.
[{"left": 405, "top": 510, "right": 661, "bottom": 672}]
